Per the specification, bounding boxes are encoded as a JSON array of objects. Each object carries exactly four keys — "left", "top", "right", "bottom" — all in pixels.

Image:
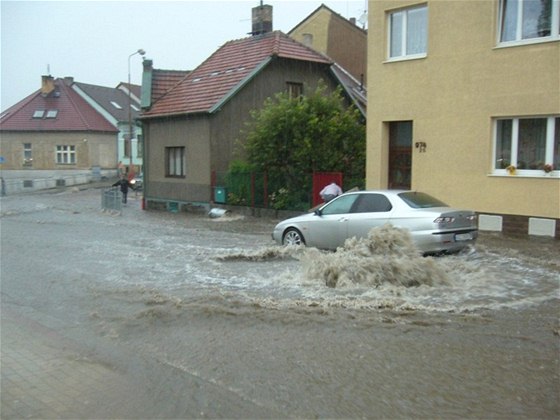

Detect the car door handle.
[{"left": 338, "top": 217, "right": 348, "bottom": 222}]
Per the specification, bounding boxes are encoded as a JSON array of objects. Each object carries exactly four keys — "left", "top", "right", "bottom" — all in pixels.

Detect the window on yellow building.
[
  {"left": 494, "top": 116, "right": 559, "bottom": 174},
  {"left": 23, "top": 143, "right": 32, "bottom": 166},
  {"left": 499, "top": 0, "right": 560, "bottom": 44},
  {"left": 56, "top": 145, "right": 76, "bottom": 164},
  {"left": 388, "top": 5, "right": 428, "bottom": 60}
]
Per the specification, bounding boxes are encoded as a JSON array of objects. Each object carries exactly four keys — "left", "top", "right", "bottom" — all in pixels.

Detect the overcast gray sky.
[{"left": 0, "top": 0, "right": 367, "bottom": 110}]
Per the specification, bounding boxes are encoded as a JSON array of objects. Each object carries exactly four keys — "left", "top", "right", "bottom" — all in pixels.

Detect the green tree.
[{"left": 242, "top": 82, "right": 365, "bottom": 208}]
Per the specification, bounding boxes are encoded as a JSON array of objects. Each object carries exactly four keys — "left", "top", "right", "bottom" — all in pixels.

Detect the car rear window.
[{"left": 398, "top": 192, "right": 448, "bottom": 209}]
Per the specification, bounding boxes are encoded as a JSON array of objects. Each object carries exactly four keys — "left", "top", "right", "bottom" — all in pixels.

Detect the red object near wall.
[{"left": 312, "top": 172, "right": 343, "bottom": 207}]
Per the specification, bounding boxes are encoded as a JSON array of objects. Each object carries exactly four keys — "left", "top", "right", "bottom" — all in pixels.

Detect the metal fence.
[
  {"left": 212, "top": 171, "right": 316, "bottom": 211},
  {"left": 101, "top": 187, "right": 122, "bottom": 213}
]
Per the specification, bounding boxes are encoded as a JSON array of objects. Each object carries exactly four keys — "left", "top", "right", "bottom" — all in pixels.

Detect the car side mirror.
[{"left": 314, "top": 209, "right": 322, "bottom": 216}]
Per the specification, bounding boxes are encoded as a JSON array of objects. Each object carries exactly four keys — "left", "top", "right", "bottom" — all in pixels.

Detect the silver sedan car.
[{"left": 272, "top": 190, "right": 478, "bottom": 255}]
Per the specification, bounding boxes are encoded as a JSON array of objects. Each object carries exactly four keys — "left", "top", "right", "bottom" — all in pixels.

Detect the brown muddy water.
[
  {"left": 89, "top": 212, "right": 558, "bottom": 418},
  {"left": 1, "top": 189, "right": 559, "bottom": 418}
]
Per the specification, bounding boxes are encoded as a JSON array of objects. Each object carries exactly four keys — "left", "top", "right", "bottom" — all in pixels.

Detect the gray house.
[{"left": 140, "top": 17, "right": 365, "bottom": 209}]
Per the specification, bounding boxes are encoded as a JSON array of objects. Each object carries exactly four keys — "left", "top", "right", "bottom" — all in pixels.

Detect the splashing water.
[{"left": 302, "top": 225, "right": 449, "bottom": 288}]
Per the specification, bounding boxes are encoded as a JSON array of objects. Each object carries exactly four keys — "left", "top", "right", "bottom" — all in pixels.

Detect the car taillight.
[{"left": 434, "top": 216, "right": 455, "bottom": 224}]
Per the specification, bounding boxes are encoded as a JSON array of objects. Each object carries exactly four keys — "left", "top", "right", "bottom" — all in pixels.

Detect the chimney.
[
  {"left": 140, "top": 59, "right": 153, "bottom": 110},
  {"left": 63, "top": 76, "right": 74, "bottom": 86},
  {"left": 350, "top": 17, "right": 356, "bottom": 25},
  {"left": 41, "top": 75, "right": 55, "bottom": 95},
  {"left": 251, "top": 3, "right": 272, "bottom": 35}
]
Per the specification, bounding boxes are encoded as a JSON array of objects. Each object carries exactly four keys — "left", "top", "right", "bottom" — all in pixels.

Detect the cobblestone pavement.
[{"left": 1, "top": 307, "right": 148, "bottom": 419}]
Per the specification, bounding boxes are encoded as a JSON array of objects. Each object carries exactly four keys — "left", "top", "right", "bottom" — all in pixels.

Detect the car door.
[
  {"left": 308, "top": 194, "right": 359, "bottom": 249},
  {"left": 345, "top": 193, "right": 393, "bottom": 241}
]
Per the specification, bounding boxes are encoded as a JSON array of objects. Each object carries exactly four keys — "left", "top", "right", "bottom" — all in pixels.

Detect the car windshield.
[{"left": 398, "top": 192, "right": 448, "bottom": 209}]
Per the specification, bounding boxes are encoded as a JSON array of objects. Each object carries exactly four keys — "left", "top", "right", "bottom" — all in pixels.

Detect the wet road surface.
[{"left": 1, "top": 186, "right": 558, "bottom": 418}]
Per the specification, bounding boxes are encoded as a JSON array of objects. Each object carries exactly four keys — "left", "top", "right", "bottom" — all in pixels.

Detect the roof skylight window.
[
  {"left": 46, "top": 110, "right": 58, "bottom": 118},
  {"left": 33, "top": 110, "right": 45, "bottom": 118},
  {"left": 130, "top": 104, "right": 140, "bottom": 111},
  {"left": 110, "top": 101, "right": 123, "bottom": 109}
]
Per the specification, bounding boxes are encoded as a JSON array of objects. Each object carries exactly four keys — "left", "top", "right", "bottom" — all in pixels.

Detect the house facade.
[
  {"left": 73, "top": 81, "right": 144, "bottom": 175},
  {"left": 0, "top": 76, "right": 143, "bottom": 193},
  {"left": 367, "top": 0, "right": 559, "bottom": 237},
  {"left": 140, "top": 30, "right": 351, "bottom": 208},
  {"left": 0, "top": 76, "right": 119, "bottom": 193},
  {"left": 289, "top": 4, "right": 368, "bottom": 86}
]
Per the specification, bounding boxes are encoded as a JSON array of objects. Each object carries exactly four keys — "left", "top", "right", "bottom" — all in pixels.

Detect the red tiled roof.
[
  {"left": 151, "top": 69, "right": 191, "bottom": 104},
  {"left": 0, "top": 78, "right": 117, "bottom": 132},
  {"left": 143, "top": 31, "right": 331, "bottom": 118}
]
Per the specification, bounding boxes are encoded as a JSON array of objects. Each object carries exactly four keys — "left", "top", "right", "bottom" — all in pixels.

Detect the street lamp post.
[{"left": 127, "top": 48, "right": 145, "bottom": 176}]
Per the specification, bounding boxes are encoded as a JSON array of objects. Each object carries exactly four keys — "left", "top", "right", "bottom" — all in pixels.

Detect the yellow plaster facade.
[
  {"left": 367, "top": 0, "right": 560, "bottom": 226},
  {"left": 290, "top": 5, "right": 368, "bottom": 84}
]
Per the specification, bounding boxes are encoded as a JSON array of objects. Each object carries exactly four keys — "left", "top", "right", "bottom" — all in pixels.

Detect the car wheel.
[{"left": 283, "top": 228, "right": 305, "bottom": 246}]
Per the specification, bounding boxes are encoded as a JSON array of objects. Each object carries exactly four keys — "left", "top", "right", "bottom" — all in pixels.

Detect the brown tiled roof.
[
  {"left": 0, "top": 78, "right": 117, "bottom": 132},
  {"left": 151, "top": 69, "right": 191, "bottom": 104},
  {"left": 143, "top": 31, "right": 331, "bottom": 118}
]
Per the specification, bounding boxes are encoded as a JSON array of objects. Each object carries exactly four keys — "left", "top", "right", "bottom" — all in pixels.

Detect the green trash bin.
[
  {"left": 168, "top": 202, "right": 179, "bottom": 213},
  {"left": 214, "top": 187, "right": 227, "bottom": 204}
]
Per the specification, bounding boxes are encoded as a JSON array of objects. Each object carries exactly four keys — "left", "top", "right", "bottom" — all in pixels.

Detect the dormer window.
[
  {"left": 33, "top": 110, "right": 45, "bottom": 118},
  {"left": 46, "top": 110, "right": 58, "bottom": 118}
]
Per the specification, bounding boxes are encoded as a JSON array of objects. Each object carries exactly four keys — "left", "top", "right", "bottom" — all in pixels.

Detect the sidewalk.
[{"left": 0, "top": 308, "right": 146, "bottom": 419}]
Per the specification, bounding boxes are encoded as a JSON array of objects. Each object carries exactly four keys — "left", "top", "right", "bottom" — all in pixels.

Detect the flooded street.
[{"left": 1, "top": 186, "right": 559, "bottom": 418}]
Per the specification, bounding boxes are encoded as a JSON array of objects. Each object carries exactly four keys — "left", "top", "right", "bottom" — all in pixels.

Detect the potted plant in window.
[
  {"left": 543, "top": 163, "right": 554, "bottom": 174},
  {"left": 506, "top": 164, "right": 516, "bottom": 175}
]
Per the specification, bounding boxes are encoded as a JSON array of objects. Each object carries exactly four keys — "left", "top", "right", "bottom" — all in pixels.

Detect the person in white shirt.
[{"left": 320, "top": 182, "right": 343, "bottom": 203}]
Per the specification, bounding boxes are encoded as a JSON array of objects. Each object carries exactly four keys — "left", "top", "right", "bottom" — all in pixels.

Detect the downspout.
[{"left": 140, "top": 59, "right": 153, "bottom": 209}]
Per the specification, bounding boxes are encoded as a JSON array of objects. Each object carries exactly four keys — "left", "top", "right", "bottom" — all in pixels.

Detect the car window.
[
  {"left": 398, "top": 192, "right": 448, "bottom": 208},
  {"left": 320, "top": 194, "right": 358, "bottom": 215},
  {"left": 351, "top": 194, "right": 393, "bottom": 213}
]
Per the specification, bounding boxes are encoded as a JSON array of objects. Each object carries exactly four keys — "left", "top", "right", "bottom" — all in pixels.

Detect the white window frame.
[
  {"left": 56, "top": 145, "right": 76, "bottom": 165},
  {"left": 23, "top": 143, "right": 33, "bottom": 166},
  {"left": 492, "top": 116, "right": 559, "bottom": 177},
  {"left": 386, "top": 4, "right": 428, "bottom": 61},
  {"left": 497, "top": 0, "right": 560, "bottom": 47}
]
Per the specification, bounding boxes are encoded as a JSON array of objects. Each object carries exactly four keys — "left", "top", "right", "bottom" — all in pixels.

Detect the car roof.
[{"left": 342, "top": 189, "right": 410, "bottom": 196}]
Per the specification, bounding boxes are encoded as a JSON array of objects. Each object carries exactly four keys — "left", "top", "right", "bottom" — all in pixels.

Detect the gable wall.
[
  {"left": 290, "top": 8, "right": 367, "bottom": 84},
  {"left": 210, "top": 58, "right": 339, "bottom": 173},
  {"left": 326, "top": 16, "right": 367, "bottom": 85},
  {"left": 290, "top": 8, "right": 330, "bottom": 52}
]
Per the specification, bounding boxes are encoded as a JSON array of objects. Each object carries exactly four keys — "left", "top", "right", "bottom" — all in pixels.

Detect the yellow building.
[
  {"left": 289, "top": 4, "right": 368, "bottom": 86},
  {"left": 367, "top": 0, "right": 560, "bottom": 237}
]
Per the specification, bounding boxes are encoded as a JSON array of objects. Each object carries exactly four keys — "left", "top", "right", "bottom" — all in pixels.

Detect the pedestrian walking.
[{"left": 112, "top": 175, "right": 133, "bottom": 204}]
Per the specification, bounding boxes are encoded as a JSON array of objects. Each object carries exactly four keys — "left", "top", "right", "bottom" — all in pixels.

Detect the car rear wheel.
[{"left": 283, "top": 228, "right": 305, "bottom": 246}]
